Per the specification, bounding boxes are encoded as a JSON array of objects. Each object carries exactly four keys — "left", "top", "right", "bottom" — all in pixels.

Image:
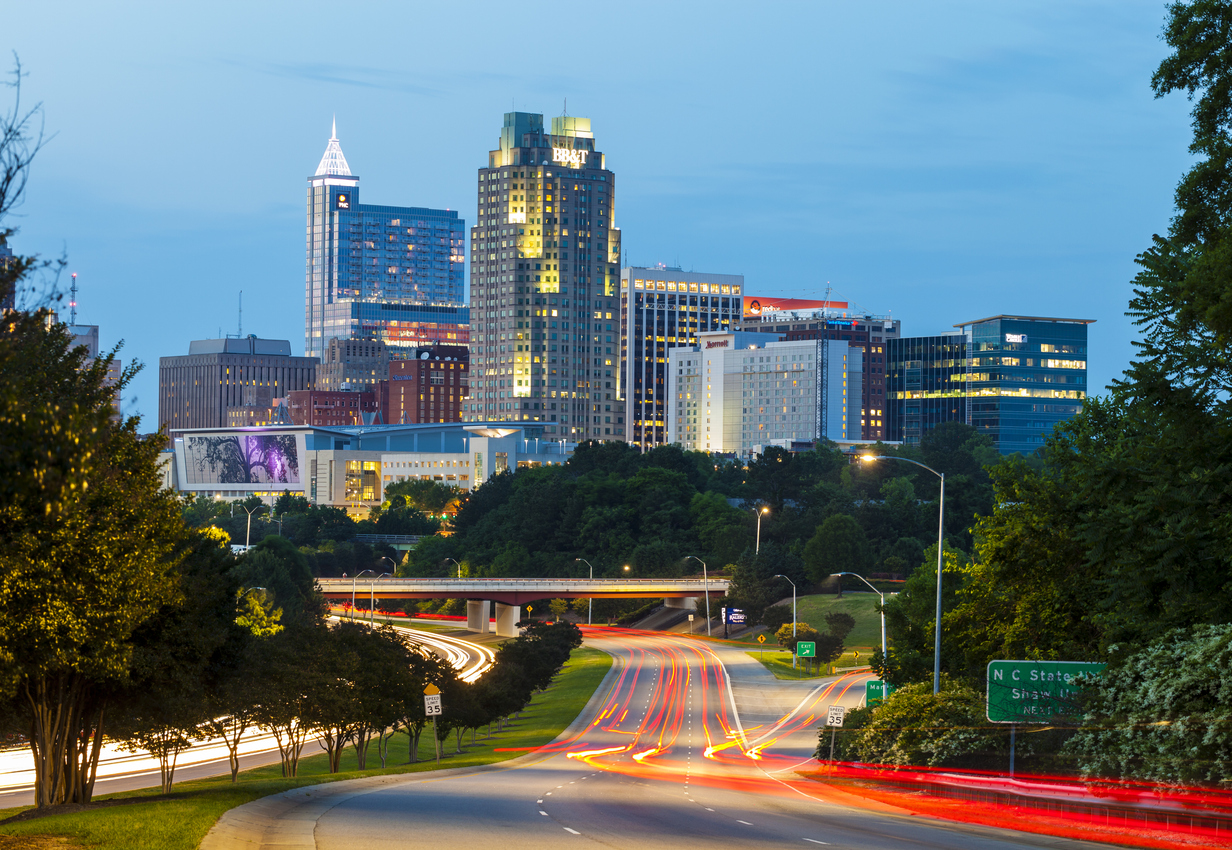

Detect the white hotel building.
[{"left": 667, "top": 332, "right": 863, "bottom": 456}]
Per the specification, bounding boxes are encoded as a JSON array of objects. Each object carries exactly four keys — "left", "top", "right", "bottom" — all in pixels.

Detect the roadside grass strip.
[{"left": 0, "top": 647, "right": 612, "bottom": 850}]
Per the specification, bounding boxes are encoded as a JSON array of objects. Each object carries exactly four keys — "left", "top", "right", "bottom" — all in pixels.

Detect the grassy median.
[{"left": 0, "top": 646, "right": 612, "bottom": 850}]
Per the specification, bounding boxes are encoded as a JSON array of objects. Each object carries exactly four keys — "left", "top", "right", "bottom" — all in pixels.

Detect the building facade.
[
  {"left": 287, "top": 390, "right": 381, "bottom": 427},
  {"left": 886, "top": 315, "right": 1092, "bottom": 453},
  {"left": 0, "top": 236, "right": 14, "bottom": 311},
  {"left": 316, "top": 338, "right": 390, "bottom": 392},
  {"left": 464, "top": 111, "right": 623, "bottom": 441},
  {"left": 740, "top": 306, "right": 900, "bottom": 441},
  {"left": 158, "top": 336, "right": 317, "bottom": 434},
  {"left": 165, "top": 423, "right": 572, "bottom": 515},
  {"left": 305, "top": 122, "right": 467, "bottom": 361},
  {"left": 619, "top": 267, "right": 744, "bottom": 449},
  {"left": 957, "top": 315, "right": 1091, "bottom": 454},
  {"left": 885, "top": 333, "right": 968, "bottom": 447},
  {"left": 667, "top": 331, "right": 863, "bottom": 456},
  {"left": 382, "top": 344, "right": 469, "bottom": 425}
]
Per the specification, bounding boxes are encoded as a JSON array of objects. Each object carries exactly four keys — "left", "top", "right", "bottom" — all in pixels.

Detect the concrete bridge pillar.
[
  {"left": 494, "top": 602, "right": 521, "bottom": 637},
  {"left": 664, "top": 597, "right": 698, "bottom": 610},
  {"left": 466, "top": 599, "right": 491, "bottom": 634}
]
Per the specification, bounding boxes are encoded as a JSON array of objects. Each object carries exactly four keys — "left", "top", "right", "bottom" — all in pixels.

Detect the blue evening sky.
[{"left": 3, "top": 1, "right": 1191, "bottom": 425}]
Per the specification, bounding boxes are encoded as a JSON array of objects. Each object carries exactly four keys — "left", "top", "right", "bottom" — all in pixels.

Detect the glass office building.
[
  {"left": 886, "top": 333, "right": 968, "bottom": 447},
  {"left": 305, "top": 122, "right": 467, "bottom": 361},
  {"left": 957, "top": 315, "right": 1091, "bottom": 454},
  {"left": 887, "top": 315, "right": 1092, "bottom": 454}
]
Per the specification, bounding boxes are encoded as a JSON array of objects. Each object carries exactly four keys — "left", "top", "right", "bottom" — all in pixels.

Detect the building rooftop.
[
  {"left": 954, "top": 315, "right": 1096, "bottom": 328},
  {"left": 186, "top": 336, "right": 294, "bottom": 356}
]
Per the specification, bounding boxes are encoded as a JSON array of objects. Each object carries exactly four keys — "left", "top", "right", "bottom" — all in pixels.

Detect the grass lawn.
[
  {"left": 748, "top": 648, "right": 875, "bottom": 680},
  {"left": 781, "top": 592, "right": 886, "bottom": 650},
  {"left": 0, "top": 646, "right": 611, "bottom": 850}
]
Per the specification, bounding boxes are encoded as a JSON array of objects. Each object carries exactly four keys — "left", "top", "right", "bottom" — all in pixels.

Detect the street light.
[
  {"left": 239, "top": 503, "right": 266, "bottom": 549},
  {"left": 445, "top": 557, "right": 462, "bottom": 578},
  {"left": 352, "top": 569, "right": 377, "bottom": 621},
  {"left": 268, "top": 512, "right": 286, "bottom": 536},
  {"left": 831, "top": 572, "right": 886, "bottom": 661},
  {"left": 370, "top": 572, "right": 392, "bottom": 627},
  {"left": 859, "top": 454, "right": 945, "bottom": 694},
  {"left": 755, "top": 506, "right": 770, "bottom": 554},
  {"left": 575, "top": 558, "right": 595, "bottom": 625},
  {"left": 685, "top": 556, "right": 711, "bottom": 636},
  {"left": 772, "top": 574, "right": 797, "bottom": 669}
]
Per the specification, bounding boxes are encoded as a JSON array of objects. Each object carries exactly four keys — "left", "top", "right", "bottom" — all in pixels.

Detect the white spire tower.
[{"left": 315, "top": 117, "right": 352, "bottom": 177}]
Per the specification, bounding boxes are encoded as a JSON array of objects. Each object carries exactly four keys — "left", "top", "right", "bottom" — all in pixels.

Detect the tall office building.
[
  {"left": 305, "top": 122, "right": 468, "bottom": 362},
  {"left": 620, "top": 267, "right": 744, "bottom": 449},
  {"left": 159, "top": 336, "right": 317, "bottom": 435},
  {"left": 886, "top": 315, "right": 1092, "bottom": 453},
  {"left": 739, "top": 302, "right": 900, "bottom": 441},
  {"left": 315, "top": 339, "right": 390, "bottom": 392},
  {"left": 464, "top": 111, "right": 622, "bottom": 440},
  {"left": 0, "top": 236, "right": 14, "bottom": 311},
  {"left": 667, "top": 331, "right": 863, "bottom": 455}
]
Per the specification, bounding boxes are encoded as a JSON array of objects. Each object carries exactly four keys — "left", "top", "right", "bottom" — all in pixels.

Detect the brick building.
[
  {"left": 383, "top": 344, "right": 469, "bottom": 425},
  {"left": 287, "top": 390, "right": 381, "bottom": 427}
]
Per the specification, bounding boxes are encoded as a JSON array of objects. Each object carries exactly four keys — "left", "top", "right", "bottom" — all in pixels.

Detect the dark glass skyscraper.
[
  {"left": 305, "top": 122, "right": 467, "bottom": 361},
  {"left": 886, "top": 333, "right": 968, "bottom": 447},
  {"left": 957, "top": 315, "right": 1091, "bottom": 454},
  {"left": 464, "top": 112, "right": 622, "bottom": 441}
]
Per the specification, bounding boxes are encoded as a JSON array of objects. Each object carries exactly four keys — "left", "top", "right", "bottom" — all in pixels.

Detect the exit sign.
[{"left": 796, "top": 641, "right": 816, "bottom": 658}]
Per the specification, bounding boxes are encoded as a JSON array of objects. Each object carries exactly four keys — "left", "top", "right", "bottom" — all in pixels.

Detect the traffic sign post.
[
  {"left": 825, "top": 705, "right": 846, "bottom": 762},
  {"left": 866, "top": 680, "right": 896, "bottom": 707},
  {"left": 424, "top": 684, "right": 443, "bottom": 764}
]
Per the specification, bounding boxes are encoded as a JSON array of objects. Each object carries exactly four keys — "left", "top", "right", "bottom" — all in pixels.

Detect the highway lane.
[{"left": 310, "top": 629, "right": 1109, "bottom": 850}]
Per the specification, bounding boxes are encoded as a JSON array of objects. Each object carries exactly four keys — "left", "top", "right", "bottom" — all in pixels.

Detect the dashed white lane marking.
[
  {"left": 537, "top": 799, "right": 543, "bottom": 803},
  {"left": 705, "top": 808, "right": 715, "bottom": 812},
  {"left": 564, "top": 828, "right": 581, "bottom": 835},
  {"left": 737, "top": 820, "right": 753, "bottom": 825},
  {"left": 540, "top": 811, "right": 549, "bottom": 816},
  {"left": 546, "top": 792, "right": 553, "bottom": 796},
  {"left": 803, "top": 840, "right": 829, "bottom": 845}
]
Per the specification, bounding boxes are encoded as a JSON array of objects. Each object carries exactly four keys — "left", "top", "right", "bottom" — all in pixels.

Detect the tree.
[
  {"left": 825, "top": 612, "right": 856, "bottom": 642},
  {"left": 233, "top": 536, "right": 325, "bottom": 627},
  {"left": 874, "top": 544, "right": 968, "bottom": 686},
  {"left": 803, "top": 514, "right": 870, "bottom": 582}
]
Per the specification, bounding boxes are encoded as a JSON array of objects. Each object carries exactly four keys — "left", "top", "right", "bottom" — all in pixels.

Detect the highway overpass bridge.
[{"left": 317, "top": 577, "right": 730, "bottom": 637}]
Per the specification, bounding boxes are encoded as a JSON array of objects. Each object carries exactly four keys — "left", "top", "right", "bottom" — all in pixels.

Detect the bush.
[
  {"left": 1066, "top": 624, "right": 1232, "bottom": 786},
  {"left": 837, "top": 677, "right": 1004, "bottom": 768}
]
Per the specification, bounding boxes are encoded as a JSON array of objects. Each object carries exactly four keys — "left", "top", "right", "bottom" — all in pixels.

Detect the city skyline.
[{"left": 3, "top": 2, "right": 1186, "bottom": 426}]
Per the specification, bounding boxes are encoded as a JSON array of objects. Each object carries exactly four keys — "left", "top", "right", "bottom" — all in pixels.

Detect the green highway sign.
[
  {"left": 986, "top": 660, "right": 1105, "bottom": 724},
  {"left": 866, "top": 680, "right": 896, "bottom": 706},
  {"left": 796, "top": 641, "right": 816, "bottom": 658}
]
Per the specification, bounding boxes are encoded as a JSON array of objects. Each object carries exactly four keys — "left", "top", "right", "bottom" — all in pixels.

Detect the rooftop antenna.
[
  {"left": 238, "top": 290, "right": 242, "bottom": 337},
  {"left": 69, "top": 273, "right": 78, "bottom": 325}
]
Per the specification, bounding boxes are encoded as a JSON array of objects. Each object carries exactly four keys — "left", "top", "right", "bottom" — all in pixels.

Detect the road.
[{"left": 293, "top": 629, "right": 1109, "bottom": 850}]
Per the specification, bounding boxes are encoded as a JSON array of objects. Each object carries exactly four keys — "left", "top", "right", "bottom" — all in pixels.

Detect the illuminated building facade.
[
  {"left": 620, "top": 267, "right": 743, "bottom": 449},
  {"left": 305, "top": 121, "right": 467, "bottom": 361},
  {"left": 739, "top": 306, "right": 900, "bottom": 441},
  {"left": 316, "top": 339, "right": 390, "bottom": 392},
  {"left": 957, "top": 315, "right": 1091, "bottom": 454},
  {"left": 886, "top": 315, "right": 1092, "bottom": 454},
  {"left": 464, "top": 111, "right": 622, "bottom": 440},
  {"left": 382, "top": 344, "right": 469, "bottom": 425},
  {"left": 287, "top": 390, "right": 381, "bottom": 427},
  {"left": 667, "top": 331, "right": 863, "bottom": 456},
  {"left": 0, "top": 236, "right": 14, "bottom": 311}
]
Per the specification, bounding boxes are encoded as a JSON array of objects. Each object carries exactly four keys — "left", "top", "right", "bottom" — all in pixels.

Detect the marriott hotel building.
[{"left": 463, "top": 112, "right": 623, "bottom": 441}]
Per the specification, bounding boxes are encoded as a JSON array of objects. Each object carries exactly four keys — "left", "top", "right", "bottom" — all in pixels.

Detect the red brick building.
[
  {"left": 382, "top": 344, "right": 469, "bottom": 425},
  {"left": 287, "top": 390, "right": 381, "bottom": 427}
]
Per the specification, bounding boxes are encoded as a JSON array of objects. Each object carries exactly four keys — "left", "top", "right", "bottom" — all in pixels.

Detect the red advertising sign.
[{"left": 743, "top": 297, "right": 848, "bottom": 318}]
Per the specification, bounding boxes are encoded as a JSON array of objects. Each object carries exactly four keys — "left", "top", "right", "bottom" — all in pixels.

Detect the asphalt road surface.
[{"left": 304, "top": 629, "right": 1110, "bottom": 850}]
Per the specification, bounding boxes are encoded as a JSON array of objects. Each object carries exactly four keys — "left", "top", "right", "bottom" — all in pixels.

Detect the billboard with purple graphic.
[{"left": 184, "top": 433, "right": 301, "bottom": 485}]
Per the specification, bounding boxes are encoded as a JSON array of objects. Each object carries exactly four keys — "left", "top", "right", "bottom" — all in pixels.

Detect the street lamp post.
[
  {"left": 445, "top": 557, "right": 462, "bottom": 578},
  {"left": 575, "top": 558, "right": 595, "bottom": 625},
  {"left": 831, "top": 572, "right": 887, "bottom": 661},
  {"left": 685, "top": 556, "right": 711, "bottom": 636},
  {"left": 370, "top": 571, "right": 392, "bottom": 627},
  {"left": 772, "top": 574, "right": 797, "bottom": 669},
  {"left": 859, "top": 454, "right": 946, "bottom": 694},
  {"left": 755, "top": 506, "right": 770, "bottom": 554},
  {"left": 240, "top": 503, "right": 266, "bottom": 549},
  {"left": 352, "top": 569, "right": 377, "bottom": 621}
]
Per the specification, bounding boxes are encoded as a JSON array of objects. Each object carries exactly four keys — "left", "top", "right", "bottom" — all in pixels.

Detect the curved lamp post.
[
  {"left": 685, "top": 556, "right": 711, "bottom": 636},
  {"left": 830, "top": 571, "right": 886, "bottom": 661},
  {"left": 859, "top": 454, "right": 945, "bottom": 694},
  {"left": 240, "top": 503, "right": 266, "bottom": 548},
  {"left": 575, "top": 558, "right": 595, "bottom": 625},
  {"left": 445, "top": 557, "right": 462, "bottom": 578},
  {"left": 755, "top": 506, "right": 770, "bottom": 554},
  {"left": 370, "top": 572, "right": 392, "bottom": 627},
  {"left": 772, "top": 574, "right": 797, "bottom": 668},
  {"left": 352, "top": 569, "right": 377, "bottom": 621}
]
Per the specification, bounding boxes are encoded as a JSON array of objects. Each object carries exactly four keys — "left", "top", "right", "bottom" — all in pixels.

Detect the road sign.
[
  {"left": 424, "top": 693, "right": 442, "bottom": 716},
  {"left": 796, "top": 641, "right": 816, "bottom": 658},
  {"left": 756, "top": 634, "right": 766, "bottom": 644},
  {"left": 826, "top": 705, "right": 846, "bottom": 727},
  {"left": 986, "top": 660, "right": 1105, "bottom": 724},
  {"left": 424, "top": 683, "right": 440, "bottom": 695},
  {"left": 688, "top": 614, "right": 695, "bottom": 622},
  {"left": 866, "top": 680, "right": 896, "bottom": 706},
  {"left": 724, "top": 608, "right": 746, "bottom": 625}
]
